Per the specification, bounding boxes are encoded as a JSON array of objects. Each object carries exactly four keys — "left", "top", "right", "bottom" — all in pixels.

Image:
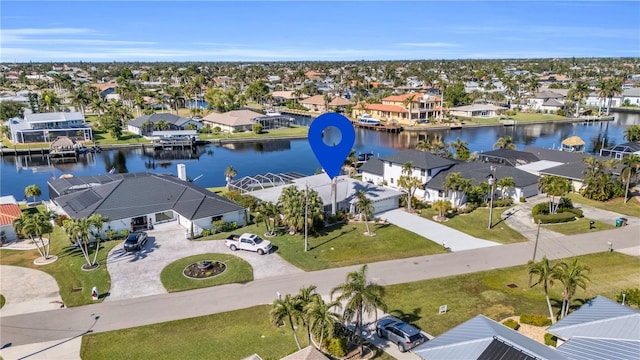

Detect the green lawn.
[
  {"left": 384, "top": 252, "right": 640, "bottom": 336},
  {"left": 0, "top": 226, "right": 120, "bottom": 307},
  {"left": 80, "top": 304, "right": 392, "bottom": 360},
  {"left": 567, "top": 193, "right": 640, "bottom": 218},
  {"left": 91, "top": 129, "right": 150, "bottom": 145},
  {"left": 204, "top": 222, "right": 447, "bottom": 271},
  {"left": 160, "top": 253, "right": 253, "bottom": 292},
  {"left": 459, "top": 112, "right": 568, "bottom": 125},
  {"left": 420, "top": 207, "right": 528, "bottom": 244},
  {"left": 543, "top": 217, "right": 616, "bottom": 235}
]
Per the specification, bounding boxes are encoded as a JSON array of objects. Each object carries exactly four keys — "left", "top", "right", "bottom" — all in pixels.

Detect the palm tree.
[
  {"left": 493, "top": 136, "right": 516, "bottom": 150},
  {"left": 88, "top": 213, "right": 108, "bottom": 266},
  {"left": 295, "top": 285, "right": 320, "bottom": 345},
  {"left": 270, "top": 294, "right": 303, "bottom": 350},
  {"left": 568, "top": 81, "right": 590, "bottom": 117},
  {"left": 449, "top": 137, "right": 470, "bottom": 161},
  {"left": 24, "top": 184, "right": 41, "bottom": 204},
  {"left": 442, "top": 172, "right": 472, "bottom": 207},
  {"left": 529, "top": 256, "right": 558, "bottom": 324},
  {"left": 621, "top": 154, "right": 640, "bottom": 203},
  {"left": 13, "top": 211, "right": 54, "bottom": 260},
  {"left": 355, "top": 190, "right": 374, "bottom": 235},
  {"left": 538, "top": 175, "right": 572, "bottom": 214},
  {"left": 623, "top": 125, "right": 640, "bottom": 142},
  {"left": 256, "top": 201, "right": 281, "bottom": 236},
  {"left": 224, "top": 165, "right": 237, "bottom": 190},
  {"left": 556, "top": 258, "right": 590, "bottom": 319},
  {"left": 497, "top": 177, "right": 516, "bottom": 200},
  {"left": 402, "top": 94, "right": 417, "bottom": 126},
  {"left": 305, "top": 295, "right": 343, "bottom": 350},
  {"left": 331, "top": 264, "right": 387, "bottom": 356},
  {"left": 279, "top": 185, "right": 304, "bottom": 234},
  {"left": 62, "top": 217, "right": 97, "bottom": 268},
  {"left": 432, "top": 199, "right": 452, "bottom": 220},
  {"left": 397, "top": 162, "right": 421, "bottom": 212}
]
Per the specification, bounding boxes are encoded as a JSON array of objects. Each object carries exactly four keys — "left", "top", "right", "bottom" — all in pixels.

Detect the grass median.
[
  {"left": 567, "top": 193, "right": 640, "bottom": 218},
  {"left": 204, "top": 221, "right": 447, "bottom": 271},
  {"left": 542, "top": 217, "right": 616, "bottom": 235},
  {"left": 384, "top": 252, "right": 639, "bottom": 336},
  {"left": 160, "top": 253, "right": 253, "bottom": 292},
  {"left": 0, "top": 227, "right": 120, "bottom": 307},
  {"left": 420, "top": 207, "right": 528, "bottom": 244}
]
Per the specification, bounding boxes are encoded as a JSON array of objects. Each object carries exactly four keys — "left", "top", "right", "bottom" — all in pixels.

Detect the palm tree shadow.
[
  {"left": 309, "top": 225, "right": 355, "bottom": 251},
  {"left": 389, "top": 307, "right": 422, "bottom": 324}
]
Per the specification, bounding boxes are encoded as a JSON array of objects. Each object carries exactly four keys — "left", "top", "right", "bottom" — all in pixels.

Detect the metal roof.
[
  {"left": 547, "top": 296, "right": 640, "bottom": 341},
  {"left": 557, "top": 337, "right": 640, "bottom": 360},
  {"left": 413, "top": 315, "right": 563, "bottom": 360}
]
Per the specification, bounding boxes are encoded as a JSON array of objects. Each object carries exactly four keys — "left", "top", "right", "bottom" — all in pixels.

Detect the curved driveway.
[
  {"left": 105, "top": 223, "right": 303, "bottom": 301},
  {"left": 0, "top": 265, "right": 63, "bottom": 317}
]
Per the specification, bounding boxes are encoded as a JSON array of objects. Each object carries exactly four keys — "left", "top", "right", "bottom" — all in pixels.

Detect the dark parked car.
[
  {"left": 124, "top": 231, "right": 148, "bottom": 252},
  {"left": 376, "top": 318, "right": 426, "bottom": 352}
]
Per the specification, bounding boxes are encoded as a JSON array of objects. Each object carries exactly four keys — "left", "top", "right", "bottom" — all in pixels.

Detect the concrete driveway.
[
  {"left": 0, "top": 265, "right": 64, "bottom": 317},
  {"left": 378, "top": 209, "right": 500, "bottom": 251},
  {"left": 105, "top": 223, "right": 303, "bottom": 301}
]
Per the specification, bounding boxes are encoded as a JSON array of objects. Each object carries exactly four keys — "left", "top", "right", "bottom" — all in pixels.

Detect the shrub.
[
  {"left": 520, "top": 314, "right": 552, "bottom": 327},
  {"left": 544, "top": 333, "right": 558, "bottom": 347},
  {"left": 502, "top": 319, "right": 520, "bottom": 330},
  {"left": 458, "top": 202, "right": 479, "bottom": 214},
  {"left": 492, "top": 198, "right": 513, "bottom": 208},
  {"left": 325, "top": 337, "right": 347, "bottom": 357},
  {"left": 120, "top": 229, "right": 129, "bottom": 238},
  {"left": 54, "top": 214, "right": 69, "bottom": 226},
  {"left": 533, "top": 212, "right": 576, "bottom": 224},
  {"left": 200, "top": 228, "right": 212, "bottom": 237},
  {"left": 532, "top": 202, "right": 550, "bottom": 216},
  {"left": 558, "top": 196, "right": 573, "bottom": 210},
  {"left": 519, "top": 196, "right": 526, "bottom": 203},
  {"left": 252, "top": 123, "right": 263, "bottom": 134},
  {"left": 104, "top": 229, "right": 118, "bottom": 241},
  {"left": 212, "top": 220, "right": 237, "bottom": 233},
  {"left": 564, "top": 208, "right": 583, "bottom": 218},
  {"left": 617, "top": 288, "right": 640, "bottom": 307}
]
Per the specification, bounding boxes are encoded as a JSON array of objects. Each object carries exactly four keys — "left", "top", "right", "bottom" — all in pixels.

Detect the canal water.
[{"left": 1, "top": 113, "right": 638, "bottom": 200}]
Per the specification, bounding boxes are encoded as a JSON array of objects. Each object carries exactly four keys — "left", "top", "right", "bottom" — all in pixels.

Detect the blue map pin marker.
[{"left": 308, "top": 112, "right": 355, "bottom": 180}]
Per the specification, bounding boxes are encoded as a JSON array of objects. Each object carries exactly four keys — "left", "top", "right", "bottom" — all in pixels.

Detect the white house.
[
  {"left": 202, "top": 109, "right": 264, "bottom": 133},
  {"left": 449, "top": 104, "right": 507, "bottom": 118},
  {"left": 527, "top": 90, "right": 565, "bottom": 112},
  {"left": 127, "top": 113, "right": 202, "bottom": 136},
  {"left": 8, "top": 111, "right": 92, "bottom": 144}
]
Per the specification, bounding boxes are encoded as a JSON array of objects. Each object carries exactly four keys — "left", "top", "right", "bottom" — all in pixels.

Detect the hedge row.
[
  {"left": 502, "top": 319, "right": 520, "bottom": 330},
  {"left": 533, "top": 212, "right": 576, "bottom": 224},
  {"left": 520, "top": 314, "right": 552, "bottom": 327}
]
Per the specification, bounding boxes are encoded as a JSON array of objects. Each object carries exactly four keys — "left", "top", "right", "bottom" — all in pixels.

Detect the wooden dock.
[{"left": 351, "top": 121, "right": 403, "bottom": 133}]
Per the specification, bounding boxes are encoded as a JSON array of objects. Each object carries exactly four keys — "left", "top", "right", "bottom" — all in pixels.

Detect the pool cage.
[{"left": 228, "top": 172, "right": 306, "bottom": 193}]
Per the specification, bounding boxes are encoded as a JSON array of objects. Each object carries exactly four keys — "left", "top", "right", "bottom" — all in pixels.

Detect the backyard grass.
[
  {"left": 91, "top": 129, "right": 150, "bottom": 145},
  {"left": 160, "top": 253, "right": 253, "bottom": 292},
  {"left": 199, "top": 125, "right": 309, "bottom": 140},
  {"left": 420, "top": 207, "right": 528, "bottom": 244},
  {"left": 384, "top": 252, "right": 640, "bottom": 336},
  {"left": 458, "top": 112, "right": 568, "bottom": 125},
  {"left": 543, "top": 217, "right": 616, "bottom": 235},
  {"left": 0, "top": 226, "right": 120, "bottom": 307},
  {"left": 567, "top": 193, "right": 640, "bottom": 218},
  {"left": 205, "top": 221, "right": 447, "bottom": 271}
]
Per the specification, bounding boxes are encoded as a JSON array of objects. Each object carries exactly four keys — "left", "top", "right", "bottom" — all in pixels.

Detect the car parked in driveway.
[
  {"left": 376, "top": 317, "right": 426, "bottom": 352},
  {"left": 124, "top": 231, "right": 148, "bottom": 252}
]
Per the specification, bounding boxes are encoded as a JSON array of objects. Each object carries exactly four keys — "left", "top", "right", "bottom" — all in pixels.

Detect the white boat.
[
  {"left": 357, "top": 114, "right": 381, "bottom": 125},
  {"left": 265, "top": 109, "right": 281, "bottom": 117}
]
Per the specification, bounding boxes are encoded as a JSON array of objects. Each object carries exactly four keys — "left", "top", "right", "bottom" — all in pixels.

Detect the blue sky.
[{"left": 1, "top": 1, "right": 639, "bottom": 62}]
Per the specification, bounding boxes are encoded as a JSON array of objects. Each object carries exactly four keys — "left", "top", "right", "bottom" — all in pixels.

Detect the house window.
[
  {"left": 421, "top": 169, "right": 426, "bottom": 176},
  {"left": 390, "top": 178, "right": 394, "bottom": 184},
  {"left": 438, "top": 190, "right": 444, "bottom": 197},
  {"left": 212, "top": 215, "right": 223, "bottom": 222},
  {"left": 155, "top": 211, "right": 174, "bottom": 223}
]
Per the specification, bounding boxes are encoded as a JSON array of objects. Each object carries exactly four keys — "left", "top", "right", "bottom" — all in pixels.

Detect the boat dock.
[
  {"left": 351, "top": 121, "right": 403, "bottom": 133},
  {"left": 275, "top": 108, "right": 314, "bottom": 117},
  {"left": 151, "top": 139, "right": 195, "bottom": 150}
]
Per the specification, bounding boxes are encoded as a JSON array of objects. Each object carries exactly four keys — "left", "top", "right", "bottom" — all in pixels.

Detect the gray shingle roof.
[
  {"left": 547, "top": 296, "right": 640, "bottom": 341},
  {"left": 480, "top": 149, "right": 540, "bottom": 166},
  {"left": 381, "top": 150, "right": 456, "bottom": 170},
  {"left": 359, "top": 157, "right": 384, "bottom": 176},
  {"left": 427, "top": 162, "right": 539, "bottom": 191},
  {"left": 413, "top": 315, "right": 563, "bottom": 360},
  {"left": 538, "top": 162, "right": 588, "bottom": 180},
  {"left": 522, "top": 146, "right": 587, "bottom": 164},
  {"left": 50, "top": 173, "right": 245, "bottom": 221}
]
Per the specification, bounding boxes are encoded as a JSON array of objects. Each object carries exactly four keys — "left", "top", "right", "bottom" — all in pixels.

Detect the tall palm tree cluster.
[
  {"left": 277, "top": 186, "right": 324, "bottom": 235},
  {"left": 270, "top": 265, "right": 386, "bottom": 356},
  {"left": 529, "top": 256, "right": 591, "bottom": 322},
  {"left": 580, "top": 157, "right": 625, "bottom": 201}
]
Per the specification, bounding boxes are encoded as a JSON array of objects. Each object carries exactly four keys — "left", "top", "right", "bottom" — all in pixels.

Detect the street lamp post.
[{"left": 487, "top": 166, "right": 496, "bottom": 229}]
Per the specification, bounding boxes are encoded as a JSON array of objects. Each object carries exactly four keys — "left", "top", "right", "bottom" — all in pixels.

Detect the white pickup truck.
[{"left": 224, "top": 233, "right": 272, "bottom": 255}]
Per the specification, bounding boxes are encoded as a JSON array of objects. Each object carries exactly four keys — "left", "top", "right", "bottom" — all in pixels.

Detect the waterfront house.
[
  {"left": 0, "top": 196, "right": 21, "bottom": 243},
  {"left": 202, "top": 109, "right": 264, "bottom": 133},
  {"left": 352, "top": 103, "right": 407, "bottom": 124},
  {"left": 449, "top": 104, "right": 507, "bottom": 118},
  {"left": 526, "top": 90, "right": 565, "bottom": 112},
  {"left": 8, "top": 111, "right": 92, "bottom": 144},
  {"left": 127, "top": 113, "right": 202, "bottom": 136},
  {"left": 48, "top": 172, "right": 247, "bottom": 236},
  {"left": 381, "top": 92, "right": 441, "bottom": 123},
  {"left": 600, "top": 141, "right": 640, "bottom": 159},
  {"left": 298, "top": 95, "right": 328, "bottom": 112},
  {"left": 247, "top": 174, "right": 403, "bottom": 216}
]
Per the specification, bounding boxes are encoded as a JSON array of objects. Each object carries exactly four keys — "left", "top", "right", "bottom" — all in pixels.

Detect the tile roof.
[
  {"left": 357, "top": 103, "right": 408, "bottom": 113},
  {"left": 49, "top": 173, "right": 245, "bottom": 221},
  {"left": 0, "top": 204, "right": 22, "bottom": 226},
  {"left": 202, "top": 110, "right": 263, "bottom": 127},
  {"left": 382, "top": 92, "right": 422, "bottom": 102},
  {"left": 413, "top": 315, "right": 563, "bottom": 360},
  {"left": 299, "top": 94, "right": 325, "bottom": 105},
  {"left": 381, "top": 150, "right": 456, "bottom": 170}
]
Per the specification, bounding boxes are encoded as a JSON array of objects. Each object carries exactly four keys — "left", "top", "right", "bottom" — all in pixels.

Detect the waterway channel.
[{"left": 0, "top": 112, "right": 638, "bottom": 200}]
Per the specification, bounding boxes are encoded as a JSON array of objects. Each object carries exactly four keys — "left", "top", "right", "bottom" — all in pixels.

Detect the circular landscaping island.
[
  {"left": 160, "top": 253, "right": 254, "bottom": 293},
  {"left": 183, "top": 260, "right": 227, "bottom": 279}
]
